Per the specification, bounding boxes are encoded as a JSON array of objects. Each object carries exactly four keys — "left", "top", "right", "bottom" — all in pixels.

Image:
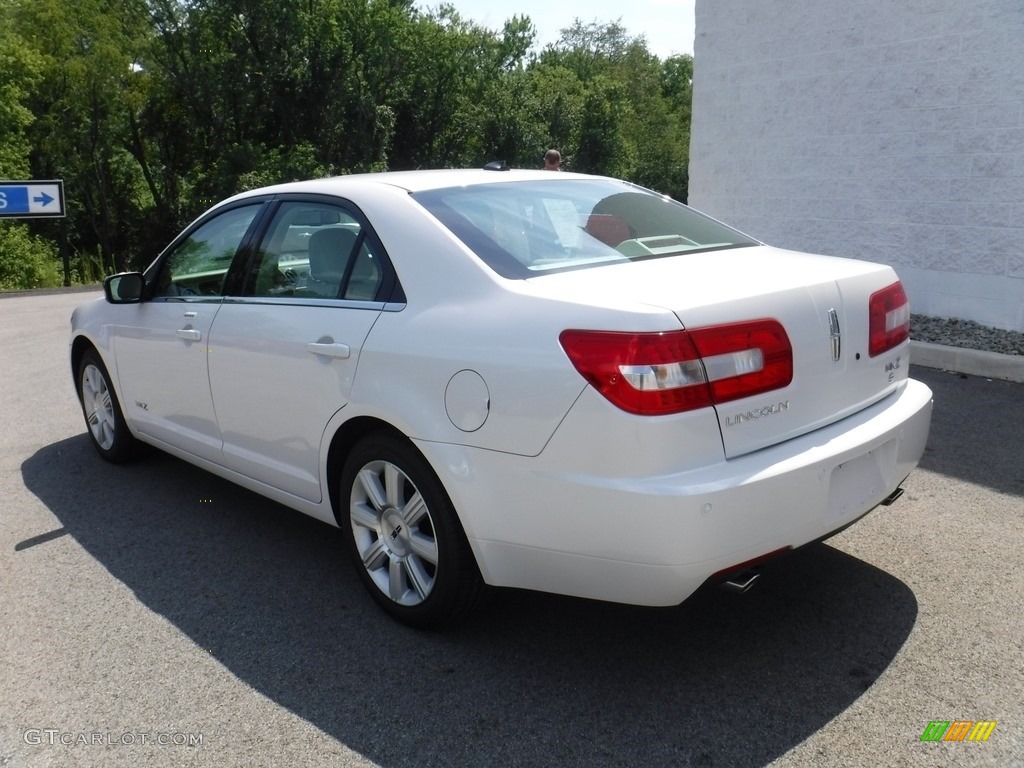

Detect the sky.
[{"left": 415, "top": 0, "right": 695, "bottom": 59}]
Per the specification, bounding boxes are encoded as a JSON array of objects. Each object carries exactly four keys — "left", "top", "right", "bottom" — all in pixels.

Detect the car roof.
[{"left": 237, "top": 169, "right": 605, "bottom": 199}]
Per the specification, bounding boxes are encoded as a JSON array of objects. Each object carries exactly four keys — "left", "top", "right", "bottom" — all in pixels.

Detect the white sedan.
[{"left": 71, "top": 168, "right": 933, "bottom": 627}]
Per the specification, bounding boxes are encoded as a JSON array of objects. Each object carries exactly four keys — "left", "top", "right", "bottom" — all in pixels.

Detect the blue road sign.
[{"left": 0, "top": 180, "right": 65, "bottom": 218}]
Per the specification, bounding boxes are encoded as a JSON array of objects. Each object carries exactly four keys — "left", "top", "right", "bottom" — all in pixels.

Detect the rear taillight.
[
  {"left": 559, "top": 319, "right": 792, "bottom": 416},
  {"left": 869, "top": 281, "right": 910, "bottom": 357},
  {"left": 689, "top": 320, "right": 793, "bottom": 403}
]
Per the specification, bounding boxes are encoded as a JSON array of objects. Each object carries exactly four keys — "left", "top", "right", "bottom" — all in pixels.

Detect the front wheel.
[
  {"left": 339, "top": 433, "right": 488, "bottom": 628},
  {"left": 77, "top": 349, "right": 141, "bottom": 463}
]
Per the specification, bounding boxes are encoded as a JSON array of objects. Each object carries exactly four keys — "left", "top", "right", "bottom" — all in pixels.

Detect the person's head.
[{"left": 543, "top": 149, "right": 562, "bottom": 170}]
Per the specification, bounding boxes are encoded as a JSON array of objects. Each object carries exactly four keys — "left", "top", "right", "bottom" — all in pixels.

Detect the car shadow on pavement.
[
  {"left": 23, "top": 435, "right": 918, "bottom": 768},
  {"left": 912, "top": 365, "right": 1024, "bottom": 498}
]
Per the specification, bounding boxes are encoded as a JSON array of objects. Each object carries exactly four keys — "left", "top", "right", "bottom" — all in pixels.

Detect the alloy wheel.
[
  {"left": 81, "top": 363, "right": 117, "bottom": 451},
  {"left": 349, "top": 459, "right": 439, "bottom": 606}
]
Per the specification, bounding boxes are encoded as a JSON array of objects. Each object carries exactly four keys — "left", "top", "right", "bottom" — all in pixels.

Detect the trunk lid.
[{"left": 531, "top": 245, "right": 911, "bottom": 458}]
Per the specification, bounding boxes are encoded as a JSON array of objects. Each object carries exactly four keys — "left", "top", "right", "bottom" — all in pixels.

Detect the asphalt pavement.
[{"left": 1, "top": 291, "right": 1021, "bottom": 768}]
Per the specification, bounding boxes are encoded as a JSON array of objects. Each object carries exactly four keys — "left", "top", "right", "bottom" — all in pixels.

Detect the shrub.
[{"left": 0, "top": 223, "right": 62, "bottom": 290}]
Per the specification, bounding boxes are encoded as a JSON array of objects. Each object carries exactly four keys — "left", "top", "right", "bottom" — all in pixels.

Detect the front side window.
[
  {"left": 153, "top": 204, "right": 262, "bottom": 297},
  {"left": 244, "top": 202, "right": 384, "bottom": 301},
  {"left": 413, "top": 179, "right": 759, "bottom": 279}
]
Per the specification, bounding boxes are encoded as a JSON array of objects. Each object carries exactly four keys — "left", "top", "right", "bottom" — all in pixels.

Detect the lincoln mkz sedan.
[{"left": 71, "top": 168, "right": 933, "bottom": 627}]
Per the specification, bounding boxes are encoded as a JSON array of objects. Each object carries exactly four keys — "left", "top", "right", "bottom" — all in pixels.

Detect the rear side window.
[
  {"left": 413, "top": 179, "right": 759, "bottom": 279},
  {"left": 244, "top": 202, "right": 385, "bottom": 300}
]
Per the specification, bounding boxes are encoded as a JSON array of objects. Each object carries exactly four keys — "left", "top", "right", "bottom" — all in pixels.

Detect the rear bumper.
[{"left": 419, "top": 378, "right": 933, "bottom": 606}]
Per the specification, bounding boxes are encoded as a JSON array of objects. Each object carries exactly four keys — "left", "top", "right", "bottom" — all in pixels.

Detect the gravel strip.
[{"left": 911, "top": 314, "right": 1023, "bottom": 356}]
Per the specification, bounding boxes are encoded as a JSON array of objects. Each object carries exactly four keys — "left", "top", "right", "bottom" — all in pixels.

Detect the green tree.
[
  {"left": 0, "top": 19, "right": 42, "bottom": 178},
  {"left": 523, "top": 63, "right": 584, "bottom": 168},
  {"left": 530, "top": 19, "right": 691, "bottom": 199},
  {"left": 12, "top": 0, "right": 153, "bottom": 275},
  {"left": 1, "top": 2, "right": 692, "bottom": 285},
  {"left": 0, "top": 12, "right": 62, "bottom": 289}
]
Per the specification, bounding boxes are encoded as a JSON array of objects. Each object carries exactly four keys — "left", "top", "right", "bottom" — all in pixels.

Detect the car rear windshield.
[{"left": 412, "top": 179, "right": 759, "bottom": 278}]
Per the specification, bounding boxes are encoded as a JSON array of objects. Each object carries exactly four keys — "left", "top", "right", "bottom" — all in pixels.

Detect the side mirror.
[{"left": 103, "top": 272, "right": 145, "bottom": 304}]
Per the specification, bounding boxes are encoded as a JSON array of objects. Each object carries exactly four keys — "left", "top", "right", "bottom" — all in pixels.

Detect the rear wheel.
[
  {"left": 340, "top": 433, "right": 488, "bottom": 628},
  {"left": 77, "top": 349, "right": 141, "bottom": 463}
]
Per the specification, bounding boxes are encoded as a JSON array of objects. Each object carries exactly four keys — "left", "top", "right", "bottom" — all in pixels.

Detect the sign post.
[{"left": 0, "top": 180, "right": 66, "bottom": 218}]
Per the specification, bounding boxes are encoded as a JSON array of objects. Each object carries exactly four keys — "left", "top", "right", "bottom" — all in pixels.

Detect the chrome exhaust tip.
[{"left": 720, "top": 570, "right": 760, "bottom": 594}]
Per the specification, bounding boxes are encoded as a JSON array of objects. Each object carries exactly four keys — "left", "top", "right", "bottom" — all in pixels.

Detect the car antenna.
[{"left": 483, "top": 160, "right": 510, "bottom": 171}]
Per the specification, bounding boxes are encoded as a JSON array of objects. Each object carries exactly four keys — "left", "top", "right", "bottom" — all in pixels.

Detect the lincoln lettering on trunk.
[{"left": 724, "top": 401, "right": 790, "bottom": 427}]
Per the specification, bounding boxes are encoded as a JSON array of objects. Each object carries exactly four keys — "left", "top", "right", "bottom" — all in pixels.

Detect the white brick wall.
[{"left": 689, "top": 0, "right": 1024, "bottom": 331}]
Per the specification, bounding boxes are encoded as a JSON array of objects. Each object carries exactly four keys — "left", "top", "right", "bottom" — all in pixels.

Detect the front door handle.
[
  {"left": 306, "top": 342, "right": 351, "bottom": 359},
  {"left": 176, "top": 328, "right": 202, "bottom": 341}
]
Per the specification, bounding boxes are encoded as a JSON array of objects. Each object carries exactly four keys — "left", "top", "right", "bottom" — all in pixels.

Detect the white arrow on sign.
[{"left": 27, "top": 184, "right": 62, "bottom": 213}]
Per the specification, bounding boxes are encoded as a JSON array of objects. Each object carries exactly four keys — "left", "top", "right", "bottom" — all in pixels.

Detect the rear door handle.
[
  {"left": 306, "top": 342, "right": 351, "bottom": 359},
  {"left": 176, "top": 328, "right": 202, "bottom": 341}
]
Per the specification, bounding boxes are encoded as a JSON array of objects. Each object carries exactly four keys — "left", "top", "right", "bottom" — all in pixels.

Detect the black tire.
[
  {"left": 339, "top": 432, "right": 489, "bottom": 628},
  {"left": 76, "top": 348, "right": 142, "bottom": 463}
]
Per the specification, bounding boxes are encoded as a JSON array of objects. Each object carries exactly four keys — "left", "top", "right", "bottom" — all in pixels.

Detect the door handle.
[
  {"left": 305, "top": 342, "right": 351, "bottom": 359},
  {"left": 176, "top": 328, "right": 202, "bottom": 341}
]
